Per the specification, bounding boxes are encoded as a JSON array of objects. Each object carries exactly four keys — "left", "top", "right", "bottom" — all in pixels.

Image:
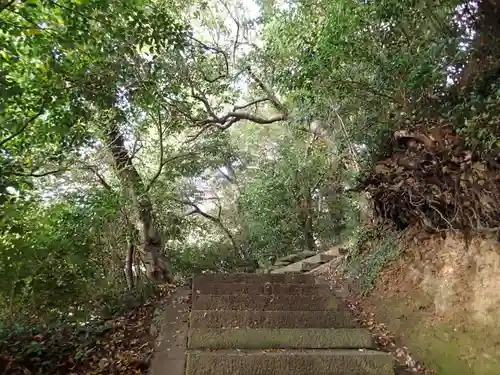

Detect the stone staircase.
[
  {"left": 269, "top": 246, "right": 347, "bottom": 274},
  {"left": 182, "top": 272, "right": 394, "bottom": 375}
]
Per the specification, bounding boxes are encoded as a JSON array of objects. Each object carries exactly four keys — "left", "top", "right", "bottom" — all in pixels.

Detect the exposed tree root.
[{"left": 362, "top": 126, "right": 500, "bottom": 237}]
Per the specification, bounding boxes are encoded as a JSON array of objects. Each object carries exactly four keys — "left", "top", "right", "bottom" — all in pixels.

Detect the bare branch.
[
  {"left": 335, "top": 111, "right": 360, "bottom": 173},
  {"left": 130, "top": 137, "right": 143, "bottom": 159},
  {"left": 178, "top": 197, "right": 243, "bottom": 257},
  {"left": 217, "top": 166, "right": 234, "bottom": 184},
  {"left": 218, "top": 112, "right": 288, "bottom": 126},
  {"left": 146, "top": 150, "right": 203, "bottom": 190},
  {"left": 218, "top": 0, "right": 240, "bottom": 62},
  {"left": 187, "top": 123, "right": 217, "bottom": 143},
  {"left": 185, "top": 65, "right": 288, "bottom": 142},
  {"left": 179, "top": 198, "right": 219, "bottom": 222},
  {"left": 188, "top": 111, "right": 287, "bottom": 142},
  {"left": 165, "top": 98, "right": 200, "bottom": 123},
  {"left": 82, "top": 165, "right": 114, "bottom": 191},
  {"left": 94, "top": 170, "right": 112, "bottom": 190},
  {"left": 233, "top": 19, "right": 240, "bottom": 62},
  {"left": 247, "top": 68, "right": 287, "bottom": 115},
  {"left": 12, "top": 168, "right": 67, "bottom": 177},
  {"left": 233, "top": 98, "right": 269, "bottom": 110},
  {"left": 0, "top": 101, "right": 46, "bottom": 147},
  {"left": 191, "top": 89, "right": 218, "bottom": 119},
  {"left": 188, "top": 34, "right": 229, "bottom": 81}
]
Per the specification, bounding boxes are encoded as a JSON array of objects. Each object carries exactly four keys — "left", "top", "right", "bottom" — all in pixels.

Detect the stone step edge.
[
  {"left": 188, "top": 328, "right": 374, "bottom": 350},
  {"left": 193, "top": 272, "right": 314, "bottom": 286},
  {"left": 193, "top": 282, "right": 333, "bottom": 296},
  {"left": 189, "top": 310, "right": 357, "bottom": 329},
  {"left": 185, "top": 349, "right": 394, "bottom": 375},
  {"left": 192, "top": 294, "right": 345, "bottom": 311}
]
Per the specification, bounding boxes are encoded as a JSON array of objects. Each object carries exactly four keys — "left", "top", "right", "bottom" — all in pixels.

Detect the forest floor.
[{"left": 0, "top": 286, "right": 175, "bottom": 375}]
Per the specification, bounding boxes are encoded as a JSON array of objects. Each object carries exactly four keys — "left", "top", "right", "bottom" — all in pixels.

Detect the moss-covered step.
[
  {"left": 188, "top": 328, "right": 374, "bottom": 350},
  {"left": 185, "top": 349, "right": 394, "bottom": 375},
  {"left": 192, "top": 294, "right": 345, "bottom": 311},
  {"left": 190, "top": 310, "right": 357, "bottom": 329}
]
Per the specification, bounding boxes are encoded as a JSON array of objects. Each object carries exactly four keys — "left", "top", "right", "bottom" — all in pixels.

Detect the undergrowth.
[{"left": 345, "top": 223, "right": 401, "bottom": 292}]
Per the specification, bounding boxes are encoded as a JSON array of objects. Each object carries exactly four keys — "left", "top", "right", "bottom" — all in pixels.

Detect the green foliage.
[
  {"left": 0, "top": 190, "right": 128, "bottom": 323},
  {"left": 259, "top": 0, "right": 497, "bottom": 163},
  {"left": 170, "top": 241, "right": 249, "bottom": 277},
  {"left": 236, "top": 129, "right": 347, "bottom": 261},
  {"left": 345, "top": 224, "right": 400, "bottom": 291},
  {"left": 0, "top": 0, "right": 197, "bottom": 324},
  {"left": 2, "top": 3, "right": 500, "bottom": 372}
]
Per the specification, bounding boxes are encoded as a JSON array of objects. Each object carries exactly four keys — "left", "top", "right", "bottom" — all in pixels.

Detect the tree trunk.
[
  {"left": 125, "top": 236, "right": 135, "bottom": 290},
  {"left": 460, "top": 0, "right": 500, "bottom": 90},
  {"left": 299, "top": 189, "right": 316, "bottom": 252},
  {"left": 106, "top": 123, "right": 173, "bottom": 283}
]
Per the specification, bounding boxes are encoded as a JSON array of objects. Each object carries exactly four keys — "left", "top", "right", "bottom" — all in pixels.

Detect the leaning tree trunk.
[
  {"left": 460, "top": 0, "right": 500, "bottom": 90},
  {"left": 125, "top": 236, "right": 135, "bottom": 290},
  {"left": 299, "top": 189, "right": 316, "bottom": 252},
  {"left": 106, "top": 123, "right": 173, "bottom": 283}
]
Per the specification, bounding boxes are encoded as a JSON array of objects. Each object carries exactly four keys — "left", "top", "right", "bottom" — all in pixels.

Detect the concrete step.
[
  {"left": 325, "top": 245, "right": 348, "bottom": 256},
  {"left": 271, "top": 252, "right": 337, "bottom": 274},
  {"left": 300, "top": 253, "right": 337, "bottom": 272},
  {"left": 190, "top": 310, "right": 357, "bottom": 329},
  {"left": 305, "top": 253, "right": 336, "bottom": 265},
  {"left": 271, "top": 261, "right": 310, "bottom": 274},
  {"left": 188, "top": 328, "right": 374, "bottom": 350},
  {"left": 320, "top": 253, "right": 337, "bottom": 262},
  {"left": 192, "top": 273, "right": 314, "bottom": 288},
  {"left": 300, "top": 261, "right": 319, "bottom": 272},
  {"left": 192, "top": 294, "right": 345, "bottom": 311},
  {"left": 276, "top": 250, "right": 317, "bottom": 264},
  {"left": 193, "top": 282, "right": 332, "bottom": 296},
  {"left": 185, "top": 349, "right": 394, "bottom": 375}
]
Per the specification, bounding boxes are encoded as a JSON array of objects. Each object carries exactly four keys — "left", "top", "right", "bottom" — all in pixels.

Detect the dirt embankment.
[{"left": 361, "top": 232, "right": 500, "bottom": 375}]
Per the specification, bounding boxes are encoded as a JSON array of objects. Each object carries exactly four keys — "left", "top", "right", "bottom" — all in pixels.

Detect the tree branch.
[
  {"left": 12, "top": 168, "right": 67, "bottom": 177},
  {"left": 219, "top": 0, "right": 240, "bottom": 62},
  {"left": 188, "top": 34, "right": 229, "bottom": 82},
  {"left": 0, "top": 101, "right": 46, "bottom": 147},
  {"left": 83, "top": 165, "right": 113, "bottom": 191},
  {"left": 146, "top": 151, "right": 202, "bottom": 191},
  {"left": 178, "top": 197, "right": 244, "bottom": 258},
  {"left": 217, "top": 166, "right": 234, "bottom": 184},
  {"left": 0, "top": 0, "right": 17, "bottom": 14},
  {"left": 130, "top": 137, "right": 143, "bottom": 159},
  {"left": 247, "top": 67, "right": 287, "bottom": 115},
  {"left": 191, "top": 89, "right": 218, "bottom": 119},
  {"left": 187, "top": 68, "right": 288, "bottom": 142},
  {"left": 233, "top": 97, "right": 269, "bottom": 110},
  {"left": 189, "top": 112, "right": 287, "bottom": 142}
]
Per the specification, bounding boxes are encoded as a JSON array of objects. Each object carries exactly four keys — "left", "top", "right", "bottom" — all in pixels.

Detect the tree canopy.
[{"left": 1, "top": 0, "right": 500, "bottom": 371}]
